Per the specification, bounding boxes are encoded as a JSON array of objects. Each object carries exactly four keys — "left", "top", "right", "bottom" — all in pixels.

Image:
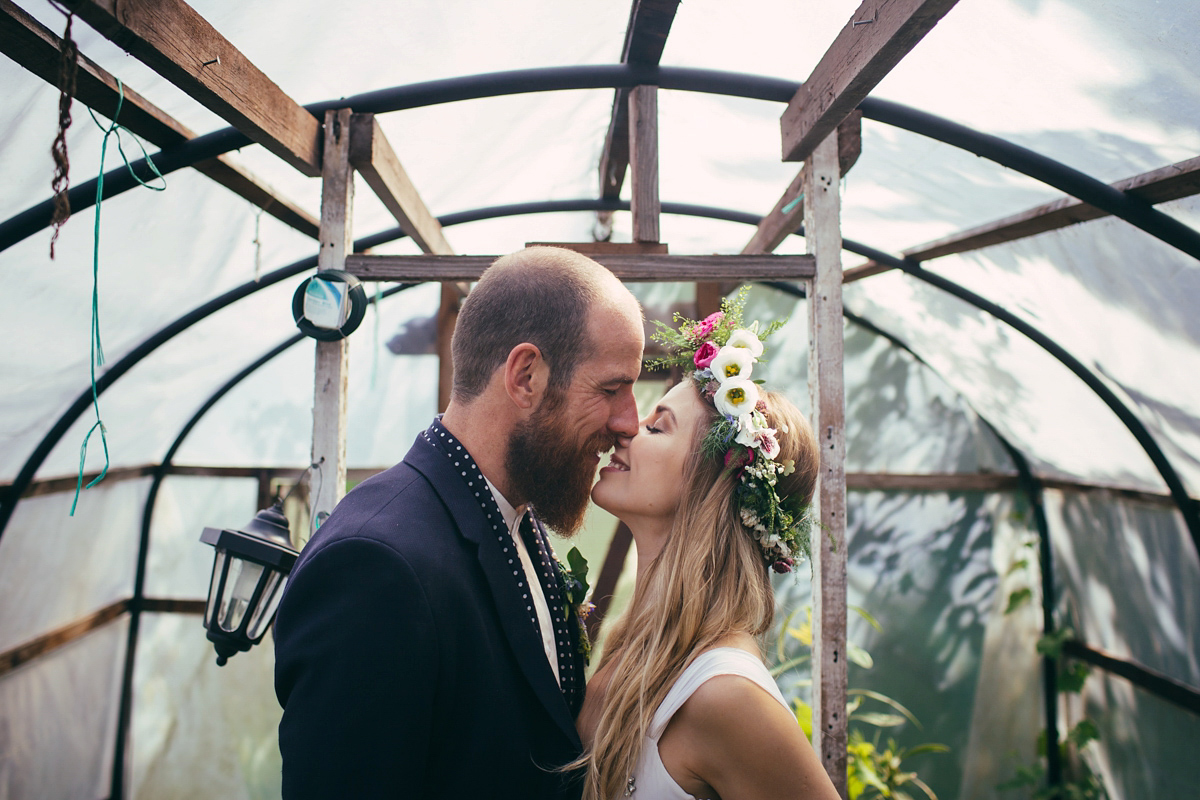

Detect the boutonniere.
[{"left": 556, "top": 546, "right": 594, "bottom": 665}]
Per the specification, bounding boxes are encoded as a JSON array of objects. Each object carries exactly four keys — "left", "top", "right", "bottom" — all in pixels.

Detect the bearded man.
[{"left": 274, "top": 247, "right": 644, "bottom": 799}]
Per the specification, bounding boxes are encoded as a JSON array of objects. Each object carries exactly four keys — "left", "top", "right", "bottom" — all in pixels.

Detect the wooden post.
[
  {"left": 310, "top": 109, "right": 354, "bottom": 528},
  {"left": 805, "top": 129, "right": 849, "bottom": 798},
  {"left": 628, "top": 85, "right": 660, "bottom": 243},
  {"left": 436, "top": 284, "right": 460, "bottom": 412}
]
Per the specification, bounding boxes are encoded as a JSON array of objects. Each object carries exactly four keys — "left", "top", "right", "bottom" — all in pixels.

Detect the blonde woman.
[{"left": 574, "top": 303, "right": 841, "bottom": 800}]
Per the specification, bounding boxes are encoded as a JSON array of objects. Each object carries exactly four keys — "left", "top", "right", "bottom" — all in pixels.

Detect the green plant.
[
  {"left": 998, "top": 539, "right": 1108, "bottom": 799},
  {"left": 772, "top": 605, "right": 948, "bottom": 799}
]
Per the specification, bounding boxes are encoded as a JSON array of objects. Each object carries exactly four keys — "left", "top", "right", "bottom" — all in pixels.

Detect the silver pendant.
[{"left": 624, "top": 776, "right": 636, "bottom": 795}]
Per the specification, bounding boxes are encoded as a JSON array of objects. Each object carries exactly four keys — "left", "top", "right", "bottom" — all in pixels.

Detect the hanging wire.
[
  {"left": 48, "top": 1, "right": 80, "bottom": 259},
  {"left": 70, "top": 80, "right": 167, "bottom": 516}
]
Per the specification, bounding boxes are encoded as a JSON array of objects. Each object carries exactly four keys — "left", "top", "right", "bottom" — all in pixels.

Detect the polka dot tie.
[{"left": 423, "top": 418, "right": 581, "bottom": 708}]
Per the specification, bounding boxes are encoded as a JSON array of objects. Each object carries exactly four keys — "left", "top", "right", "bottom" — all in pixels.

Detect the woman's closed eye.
[{"left": 644, "top": 424, "right": 662, "bottom": 434}]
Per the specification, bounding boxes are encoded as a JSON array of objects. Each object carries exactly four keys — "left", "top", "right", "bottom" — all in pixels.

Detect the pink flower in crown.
[
  {"left": 694, "top": 341, "right": 719, "bottom": 369},
  {"left": 755, "top": 430, "right": 780, "bottom": 460},
  {"left": 724, "top": 446, "right": 754, "bottom": 470},
  {"left": 689, "top": 312, "right": 724, "bottom": 343}
]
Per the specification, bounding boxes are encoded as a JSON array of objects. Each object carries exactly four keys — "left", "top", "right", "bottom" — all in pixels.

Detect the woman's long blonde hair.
[{"left": 575, "top": 386, "right": 819, "bottom": 800}]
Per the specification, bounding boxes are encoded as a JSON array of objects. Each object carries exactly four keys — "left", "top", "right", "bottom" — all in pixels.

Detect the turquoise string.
[{"left": 70, "top": 79, "right": 167, "bottom": 516}]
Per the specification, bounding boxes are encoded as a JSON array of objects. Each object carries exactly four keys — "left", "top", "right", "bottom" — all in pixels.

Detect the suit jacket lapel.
[{"left": 406, "top": 433, "right": 581, "bottom": 749}]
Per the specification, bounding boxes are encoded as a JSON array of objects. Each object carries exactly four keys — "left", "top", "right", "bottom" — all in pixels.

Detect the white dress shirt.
[{"left": 485, "top": 477, "right": 561, "bottom": 685}]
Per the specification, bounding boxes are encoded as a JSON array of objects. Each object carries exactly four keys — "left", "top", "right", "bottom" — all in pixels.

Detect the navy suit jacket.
[{"left": 274, "top": 428, "right": 585, "bottom": 799}]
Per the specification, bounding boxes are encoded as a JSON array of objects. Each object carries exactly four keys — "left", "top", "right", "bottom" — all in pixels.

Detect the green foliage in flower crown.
[{"left": 647, "top": 286, "right": 787, "bottom": 372}]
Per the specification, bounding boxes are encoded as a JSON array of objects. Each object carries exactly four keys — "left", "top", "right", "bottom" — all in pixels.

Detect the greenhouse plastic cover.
[{"left": 1, "top": 0, "right": 1198, "bottom": 798}]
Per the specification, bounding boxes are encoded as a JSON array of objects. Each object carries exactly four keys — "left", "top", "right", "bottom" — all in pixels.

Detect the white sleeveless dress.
[{"left": 623, "top": 647, "right": 792, "bottom": 799}]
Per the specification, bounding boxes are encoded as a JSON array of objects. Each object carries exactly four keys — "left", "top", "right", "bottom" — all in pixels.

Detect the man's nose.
[{"left": 609, "top": 388, "right": 639, "bottom": 438}]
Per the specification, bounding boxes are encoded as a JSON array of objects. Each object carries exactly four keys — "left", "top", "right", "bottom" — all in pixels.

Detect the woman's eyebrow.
[{"left": 654, "top": 405, "right": 677, "bottom": 425}]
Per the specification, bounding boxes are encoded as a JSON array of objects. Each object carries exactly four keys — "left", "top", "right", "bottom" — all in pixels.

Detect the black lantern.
[{"left": 199, "top": 502, "right": 299, "bottom": 666}]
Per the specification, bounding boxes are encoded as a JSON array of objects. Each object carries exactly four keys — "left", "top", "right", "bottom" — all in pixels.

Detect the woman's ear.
[{"left": 503, "top": 343, "right": 549, "bottom": 410}]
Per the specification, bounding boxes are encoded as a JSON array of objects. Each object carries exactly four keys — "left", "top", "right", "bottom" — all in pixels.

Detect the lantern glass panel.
[
  {"left": 204, "top": 550, "right": 225, "bottom": 628},
  {"left": 217, "top": 557, "right": 265, "bottom": 633},
  {"left": 247, "top": 573, "right": 287, "bottom": 640}
]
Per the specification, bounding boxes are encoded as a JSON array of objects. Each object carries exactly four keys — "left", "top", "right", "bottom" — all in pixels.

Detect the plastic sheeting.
[{"left": 0, "top": 617, "right": 126, "bottom": 799}]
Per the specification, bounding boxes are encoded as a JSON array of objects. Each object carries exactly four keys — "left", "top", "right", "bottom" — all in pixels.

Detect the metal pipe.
[
  {"left": 3, "top": 200, "right": 1195, "bottom": 565},
  {"left": 5, "top": 66, "right": 1197, "bottom": 261}
]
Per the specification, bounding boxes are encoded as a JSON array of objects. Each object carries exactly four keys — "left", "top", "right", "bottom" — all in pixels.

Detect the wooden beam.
[
  {"left": 598, "top": 0, "right": 681, "bottom": 199},
  {"left": 525, "top": 241, "right": 668, "bottom": 255},
  {"left": 1062, "top": 640, "right": 1200, "bottom": 717},
  {"left": 310, "top": 110, "right": 354, "bottom": 527},
  {"left": 345, "top": 254, "right": 816, "bottom": 283},
  {"left": 844, "top": 155, "right": 1200, "bottom": 281},
  {"left": 0, "top": 0, "right": 318, "bottom": 237},
  {"left": 805, "top": 130, "right": 849, "bottom": 797},
  {"left": 348, "top": 114, "right": 454, "bottom": 255},
  {"left": 585, "top": 522, "right": 633, "bottom": 642},
  {"left": 628, "top": 85, "right": 661, "bottom": 243},
  {"left": 0, "top": 599, "right": 128, "bottom": 677},
  {"left": 71, "top": 0, "right": 323, "bottom": 176},
  {"left": 744, "top": 112, "right": 862, "bottom": 255},
  {"left": 781, "top": 0, "right": 959, "bottom": 163}
]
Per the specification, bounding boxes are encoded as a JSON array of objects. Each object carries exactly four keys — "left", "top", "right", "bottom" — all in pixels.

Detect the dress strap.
[{"left": 647, "top": 647, "right": 790, "bottom": 740}]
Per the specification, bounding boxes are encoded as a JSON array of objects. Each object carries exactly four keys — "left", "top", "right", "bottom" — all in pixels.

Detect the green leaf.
[
  {"left": 848, "top": 641, "right": 875, "bottom": 669},
  {"left": 852, "top": 712, "right": 908, "bottom": 728},
  {"left": 794, "top": 698, "right": 813, "bottom": 739},
  {"left": 1005, "top": 558, "right": 1029, "bottom": 576},
  {"left": 1005, "top": 588, "right": 1033, "bottom": 614},
  {"left": 850, "top": 604, "right": 885, "bottom": 633},
  {"left": 1036, "top": 627, "right": 1073, "bottom": 658},
  {"left": 1059, "top": 661, "right": 1090, "bottom": 694},
  {"left": 848, "top": 689, "right": 924, "bottom": 730},
  {"left": 1068, "top": 719, "right": 1100, "bottom": 749},
  {"left": 769, "top": 653, "right": 810, "bottom": 677},
  {"left": 898, "top": 743, "right": 951, "bottom": 759}
]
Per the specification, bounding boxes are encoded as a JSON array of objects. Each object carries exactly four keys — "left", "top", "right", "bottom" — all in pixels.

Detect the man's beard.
[{"left": 505, "top": 389, "right": 616, "bottom": 537}]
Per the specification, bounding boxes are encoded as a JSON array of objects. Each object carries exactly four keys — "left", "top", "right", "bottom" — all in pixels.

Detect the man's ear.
[{"left": 503, "top": 343, "right": 549, "bottom": 410}]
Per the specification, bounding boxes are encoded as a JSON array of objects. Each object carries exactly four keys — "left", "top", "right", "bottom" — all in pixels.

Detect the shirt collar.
[{"left": 484, "top": 475, "right": 527, "bottom": 535}]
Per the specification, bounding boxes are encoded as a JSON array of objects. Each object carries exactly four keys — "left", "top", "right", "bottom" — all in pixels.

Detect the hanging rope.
[
  {"left": 48, "top": 3, "right": 80, "bottom": 259},
  {"left": 70, "top": 80, "right": 168, "bottom": 516}
]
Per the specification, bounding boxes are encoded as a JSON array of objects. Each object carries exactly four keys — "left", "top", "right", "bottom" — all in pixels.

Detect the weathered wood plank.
[
  {"left": 72, "top": 0, "right": 323, "bottom": 176},
  {"left": 345, "top": 254, "right": 815, "bottom": 283},
  {"left": 744, "top": 112, "right": 862, "bottom": 255},
  {"left": 844, "top": 154, "right": 1200, "bottom": 281},
  {"left": 525, "top": 241, "right": 668, "bottom": 255},
  {"left": 0, "top": 599, "right": 128, "bottom": 677},
  {"left": 310, "top": 110, "right": 354, "bottom": 528},
  {"left": 629, "top": 85, "right": 661, "bottom": 243},
  {"left": 598, "top": 0, "right": 681, "bottom": 199},
  {"left": 781, "top": 0, "right": 959, "bottom": 163},
  {"left": 0, "top": 0, "right": 319, "bottom": 237},
  {"left": 805, "top": 130, "right": 849, "bottom": 797},
  {"left": 349, "top": 113, "right": 454, "bottom": 255}
]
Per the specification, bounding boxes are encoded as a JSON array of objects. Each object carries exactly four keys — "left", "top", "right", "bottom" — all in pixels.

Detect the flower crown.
[{"left": 649, "top": 288, "right": 812, "bottom": 574}]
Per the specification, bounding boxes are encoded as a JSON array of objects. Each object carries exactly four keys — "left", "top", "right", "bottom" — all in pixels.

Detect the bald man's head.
[{"left": 450, "top": 246, "right": 640, "bottom": 402}]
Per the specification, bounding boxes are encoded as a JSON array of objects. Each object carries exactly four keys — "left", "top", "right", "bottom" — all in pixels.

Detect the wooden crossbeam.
[
  {"left": 71, "top": 0, "right": 323, "bottom": 176},
  {"left": 345, "top": 253, "right": 815, "bottom": 283},
  {"left": 781, "top": 0, "right": 959, "bottom": 163},
  {"left": 0, "top": 0, "right": 319, "bottom": 237},
  {"left": 844, "top": 155, "right": 1200, "bottom": 281},
  {"left": 743, "top": 111, "right": 862, "bottom": 255},
  {"left": 349, "top": 114, "right": 455, "bottom": 256},
  {"left": 598, "top": 0, "right": 681, "bottom": 200}
]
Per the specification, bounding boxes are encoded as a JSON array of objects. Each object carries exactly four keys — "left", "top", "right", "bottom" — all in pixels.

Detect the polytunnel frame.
[
  {"left": 1, "top": 64, "right": 1198, "bottom": 797},
  {"left": 3, "top": 196, "right": 1196, "bottom": 798},
  {"left": 2, "top": 67, "right": 1198, "bottom": 548}
]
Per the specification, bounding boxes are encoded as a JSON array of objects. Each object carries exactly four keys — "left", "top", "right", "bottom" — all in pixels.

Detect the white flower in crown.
[
  {"left": 735, "top": 410, "right": 770, "bottom": 446},
  {"left": 714, "top": 379, "right": 759, "bottom": 418},
  {"left": 725, "top": 328, "right": 764, "bottom": 358},
  {"left": 710, "top": 346, "right": 754, "bottom": 383},
  {"left": 755, "top": 429, "right": 780, "bottom": 460}
]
